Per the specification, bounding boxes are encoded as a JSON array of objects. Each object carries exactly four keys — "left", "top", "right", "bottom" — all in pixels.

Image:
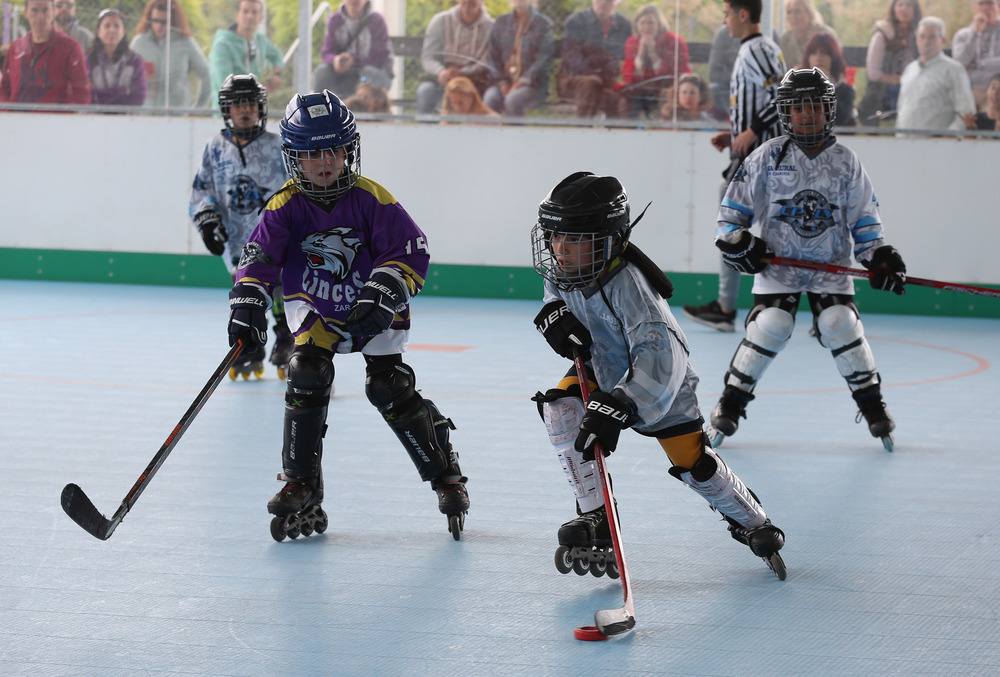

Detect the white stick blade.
[{"left": 595, "top": 607, "right": 636, "bottom": 636}]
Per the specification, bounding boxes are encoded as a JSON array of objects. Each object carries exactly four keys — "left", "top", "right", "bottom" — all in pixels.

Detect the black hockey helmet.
[
  {"left": 531, "top": 172, "right": 632, "bottom": 290},
  {"left": 219, "top": 73, "right": 268, "bottom": 142},
  {"left": 776, "top": 67, "right": 837, "bottom": 148}
]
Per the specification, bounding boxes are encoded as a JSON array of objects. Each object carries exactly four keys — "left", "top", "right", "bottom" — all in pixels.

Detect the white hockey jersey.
[{"left": 717, "top": 136, "right": 886, "bottom": 296}]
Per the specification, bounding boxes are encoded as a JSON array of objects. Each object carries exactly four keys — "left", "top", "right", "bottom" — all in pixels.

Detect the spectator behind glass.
[
  {"left": 556, "top": 0, "right": 631, "bottom": 119},
  {"left": 621, "top": 4, "right": 691, "bottom": 120},
  {"left": 659, "top": 72, "right": 718, "bottom": 123},
  {"left": 483, "top": 0, "right": 554, "bottom": 117},
  {"left": 801, "top": 31, "right": 855, "bottom": 126},
  {"left": 130, "top": 0, "right": 210, "bottom": 108},
  {"left": 896, "top": 16, "right": 975, "bottom": 134},
  {"left": 963, "top": 71, "right": 1000, "bottom": 129},
  {"left": 858, "top": 0, "right": 921, "bottom": 126},
  {"left": 314, "top": 0, "right": 393, "bottom": 98},
  {"left": 87, "top": 8, "right": 146, "bottom": 106},
  {"left": 209, "top": 0, "right": 284, "bottom": 102},
  {"left": 441, "top": 74, "right": 498, "bottom": 117},
  {"left": 343, "top": 79, "right": 391, "bottom": 113},
  {"left": 417, "top": 0, "right": 494, "bottom": 115},
  {"left": 0, "top": 0, "right": 90, "bottom": 104},
  {"left": 53, "top": 0, "right": 93, "bottom": 52},
  {"left": 780, "top": 0, "right": 837, "bottom": 72},
  {"left": 952, "top": 0, "right": 1000, "bottom": 111}
]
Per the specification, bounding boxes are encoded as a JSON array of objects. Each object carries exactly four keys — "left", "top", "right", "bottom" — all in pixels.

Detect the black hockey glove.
[
  {"left": 194, "top": 210, "right": 227, "bottom": 256},
  {"left": 344, "top": 270, "right": 407, "bottom": 337},
  {"left": 576, "top": 390, "right": 638, "bottom": 461},
  {"left": 716, "top": 232, "right": 774, "bottom": 275},
  {"left": 228, "top": 282, "right": 269, "bottom": 362},
  {"left": 533, "top": 300, "right": 592, "bottom": 360},
  {"left": 862, "top": 245, "right": 907, "bottom": 295}
]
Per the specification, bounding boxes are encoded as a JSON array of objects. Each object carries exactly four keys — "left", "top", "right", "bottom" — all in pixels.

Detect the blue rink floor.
[{"left": 2, "top": 280, "right": 999, "bottom": 677}]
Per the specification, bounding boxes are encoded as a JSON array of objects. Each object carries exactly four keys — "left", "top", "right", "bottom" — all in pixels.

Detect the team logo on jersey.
[
  {"left": 229, "top": 175, "right": 268, "bottom": 215},
  {"left": 300, "top": 227, "right": 361, "bottom": 283},
  {"left": 774, "top": 189, "right": 838, "bottom": 238},
  {"left": 237, "top": 241, "right": 270, "bottom": 269}
]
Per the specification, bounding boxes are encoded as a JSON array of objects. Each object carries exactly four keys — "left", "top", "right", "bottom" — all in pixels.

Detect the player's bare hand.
[{"left": 710, "top": 131, "right": 731, "bottom": 152}]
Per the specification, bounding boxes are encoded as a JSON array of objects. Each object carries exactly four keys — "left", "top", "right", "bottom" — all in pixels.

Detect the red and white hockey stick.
[
  {"left": 769, "top": 257, "right": 1000, "bottom": 299},
  {"left": 573, "top": 353, "right": 636, "bottom": 637}
]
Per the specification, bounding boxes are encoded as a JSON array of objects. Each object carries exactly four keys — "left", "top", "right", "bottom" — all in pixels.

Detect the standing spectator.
[
  {"left": 87, "top": 8, "right": 146, "bottom": 106},
  {"left": 209, "top": 0, "right": 283, "bottom": 101},
  {"left": 780, "top": 0, "right": 837, "bottom": 72},
  {"left": 952, "top": 0, "right": 1000, "bottom": 111},
  {"left": 313, "top": 0, "right": 393, "bottom": 98},
  {"left": 130, "top": 0, "right": 210, "bottom": 108},
  {"left": 896, "top": 16, "right": 975, "bottom": 133},
  {"left": 621, "top": 4, "right": 691, "bottom": 120},
  {"left": 963, "top": 71, "right": 1000, "bottom": 129},
  {"left": 53, "top": 0, "right": 93, "bottom": 52},
  {"left": 0, "top": 0, "right": 90, "bottom": 104},
  {"left": 801, "top": 31, "right": 855, "bottom": 126},
  {"left": 556, "top": 0, "right": 631, "bottom": 119},
  {"left": 483, "top": 0, "right": 554, "bottom": 117},
  {"left": 417, "top": 0, "right": 494, "bottom": 115},
  {"left": 683, "top": 0, "right": 784, "bottom": 333},
  {"left": 857, "top": 0, "right": 920, "bottom": 126}
]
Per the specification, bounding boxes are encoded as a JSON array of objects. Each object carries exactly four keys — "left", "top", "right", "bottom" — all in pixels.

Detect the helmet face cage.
[
  {"left": 281, "top": 134, "right": 361, "bottom": 203},
  {"left": 776, "top": 68, "right": 837, "bottom": 148},
  {"left": 280, "top": 90, "right": 361, "bottom": 203},
  {"left": 532, "top": 222, "right": 622, "bottom": 291},
  {"left": 219, "top": 74, "right": 268, "bottom": 142}
]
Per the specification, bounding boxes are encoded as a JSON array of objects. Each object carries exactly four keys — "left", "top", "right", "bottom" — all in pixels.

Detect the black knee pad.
[
  {"left": 286, "top": 345, "right": 334, "bottom": 408},
  {"left": 668, "top": 435, "right": 718, "bottom": 483}
]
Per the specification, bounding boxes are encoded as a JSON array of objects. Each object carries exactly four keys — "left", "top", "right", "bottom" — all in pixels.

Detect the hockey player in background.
[
  {"left": 708, "top": 68, "right": 907, "bottom": 452},
  {"left": 530, "top": 171, "right": 786, "bottom": 580},
  {"left": 190, "top": 73, "right": 291, "bottom": 380},
  {"left": 228, "top": 89, "right": 470, "bottom": 542}
]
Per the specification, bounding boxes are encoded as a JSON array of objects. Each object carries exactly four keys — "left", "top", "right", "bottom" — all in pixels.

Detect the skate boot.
[
  {"left": 269, "top": 320, "right": 293, "bottom": 381},
  {"left": 229, "top": 355, "right": 265, "bottom": 381},
  {"left": 708, "top": 386, "right": 755, "bottom": 447},
  {"left": 554, "top": 505, "right": 618, "bottom": 579},
  {"left": 852, "top": 385, "right": 895, "bottom": 452},
  {"left": 432, "top": 471, "right": 469, "bottom": 541},
  {"left": 726, "top": 516, "right": 787, "bottom": 580},
  {"left": 267, "top": 474, "right": 328, "bottom": 542}
]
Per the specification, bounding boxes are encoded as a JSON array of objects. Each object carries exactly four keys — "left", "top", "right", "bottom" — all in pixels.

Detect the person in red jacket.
[
  {"left": 621, "top": 4, "right": 691, "bottom": 119},
  {"left": 0, "top": 0, "right": 90, "bottom": 104}
]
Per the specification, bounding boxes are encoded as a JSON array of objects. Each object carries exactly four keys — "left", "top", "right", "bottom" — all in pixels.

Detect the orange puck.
[{"left": 574, "top": 625, "right": 608, "bottom": 641}]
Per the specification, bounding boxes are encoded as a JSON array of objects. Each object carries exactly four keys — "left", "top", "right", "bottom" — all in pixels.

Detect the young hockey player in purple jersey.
[
  {"left": 530, "top": 171, "right": 786, "bottom": 580},
  {"left": 707, "top": 68, "right": 908, "bottom": 452},
  {"left": 227, "top": 89, "right": 470, "bottom": 542},
  {"left": 190, "top": 74, "right": 292, "bottom": 381}
]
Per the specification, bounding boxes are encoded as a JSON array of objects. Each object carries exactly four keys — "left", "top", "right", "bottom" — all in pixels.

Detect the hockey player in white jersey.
[
  {"left": 530, "top": 172, "right": 786, "bottom": 580},
  {"left": 708, "top": 68, "right": 907, "bottom": 451},
  {"left": 190, "top": 74, "right": 292, "bottom": 380}
]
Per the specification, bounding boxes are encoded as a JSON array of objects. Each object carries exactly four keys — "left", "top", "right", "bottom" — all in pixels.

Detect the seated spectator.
[
  {"left": 483, "top": 0, "right": 554, "bottom": 117},
  {"left": 417, "top": 0, "right": 494, "bottom": 115},
  {"left": 209, "top": 0, "right": 283, "bottom": 102},
  {"left": 963, "top": 71, "right": 1000, "bottom": 130},
  {"left": 780, "top": 0, "right": 837, "bottom": 72},
  {"left": 53, "top": 0, "right": 93, "bottom": 52},
  {"left": 659, "top": 72, "right": 718, "bottom": 123},
  {"left": 343, "top": 80, "right": 391, "bottom": 113},
  {"left": 621, "top": 4, "right": 691, "bottom": 119},
  {"left": 952, "top": 0, "right": 1000, "bottom": 111},
  {"left": 897, "top": 16, "right": 975, "bottom": 133},
  {"left": 313, "top": 0, "right": 393, "bottom": 98},
  {"left": 858, "top": 0, "right": 920, "bottom": 125},
  {"left": 556, "top": 0, "right": 631, "bottom": 119},
  {"left": 441, "top": 75, "right": 498, "bottom": 117},
  {"left": 801, "top": 31, "right": 855, "bottom": 126},
  {"left": 0, "top": 0, "right": 90, "bottom": 104},
  {"left": 130, "top": 0, "right": 210, "bottom": 108},
  {"left": 87, "top": 8, "right": 146, "bottom": 106}
]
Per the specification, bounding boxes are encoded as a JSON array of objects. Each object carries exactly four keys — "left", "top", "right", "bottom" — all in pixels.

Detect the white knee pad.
[
  {"left": 725, "top": 306, "right": 794, "bottom": 388},
  {"left": 815, "top": 305, "right": 878, "bottom": 390},
  {"left": 542, "top": 397, "right": 602, "bottom": 513}
]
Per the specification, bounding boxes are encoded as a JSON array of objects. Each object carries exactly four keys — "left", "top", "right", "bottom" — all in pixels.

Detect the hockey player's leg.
[
  {"left": 268, "top": 345, "right": 333, "bottom": 541},
  {"left": 269, "top": 283, "right": 293, "bottom": 380},
  {"left": 364, "top": 355, "right": 468, "bottom": 538}
]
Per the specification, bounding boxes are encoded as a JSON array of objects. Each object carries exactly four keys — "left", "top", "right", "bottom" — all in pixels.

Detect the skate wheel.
[
  {"left": 253, "top": 362, "right": 265, "bottom": 379},
  {"left": 588, "top": 559, "right": 607, "bottom": 578},
  {"left": 277, "top": 365, "right": 286, "bottom": 381},
  {"left": 572, "top": 556, "right": 589, "bottom": 576},
  {"left": 574, "top": 625, "right": 608, "bottom": 642},
  {"left": 269, "top": 515, "right": 287, "bottom": 542},
  {"left": 765, "top": 553, "right": 787, "bottom": 581},
  {"left": 881, "top": 434, "right": 894, "bottom": 453},
  {"left": 448, "top": 513, "right": 463, "bottom": 541},
  {"left": 301, "top": 522, "right": 314, "bottom": 537},
  {"left": 229, "top": 367, "right": 238, "bottom": 381},
  {"left": 314, "top": 510, "right": 328, "bottom": 534},
  {"left": 607, "top": 560, "right": 620, "bottom": 580},
  {"left": 554, "top": 546, "right": 573, "bottom": 574}
]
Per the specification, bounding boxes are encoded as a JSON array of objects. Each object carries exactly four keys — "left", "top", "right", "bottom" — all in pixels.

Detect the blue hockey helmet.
[
  {"left": 218, "top": 73, "right": 268, "bottom": 142},
  {"left": 279, "top": 90, "right": 361, "bottom": 203}
]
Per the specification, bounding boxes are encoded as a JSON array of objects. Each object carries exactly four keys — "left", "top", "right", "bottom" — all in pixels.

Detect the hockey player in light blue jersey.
[
  {"left": 708, "top": 68, "right": 908, "bottom": 452},
  {"left": 530, "top": 171, "right": 786, "bottom": 580}
]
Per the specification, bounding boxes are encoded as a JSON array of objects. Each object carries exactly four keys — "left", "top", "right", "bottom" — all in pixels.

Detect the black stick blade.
[
  {"left": 595, "top": 608, "right": 636, "bottom": 636},
  {"left": 61, "top": 483, "right": 114, "bottom": 540}
]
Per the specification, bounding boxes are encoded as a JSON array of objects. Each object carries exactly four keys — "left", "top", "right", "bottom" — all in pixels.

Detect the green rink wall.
[{"left": 2, "top": 247, "right": 998, "bottom": 319}]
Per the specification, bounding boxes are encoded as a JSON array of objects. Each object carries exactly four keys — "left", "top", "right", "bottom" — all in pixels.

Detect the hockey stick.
[
  {"left": 769, "top": 257, "right": 1000, "bottom": 299},
  {"left": 573, "top": 352, "right": 637, "bottom": 637},
  {"left": 60, "top": 340, "right": 245, "bottom": 540}
]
